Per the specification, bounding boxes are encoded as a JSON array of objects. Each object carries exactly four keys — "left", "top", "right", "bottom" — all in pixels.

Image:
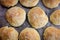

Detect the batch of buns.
[{"left": 0, "top": 0, "right": 60, "bottom": 40}]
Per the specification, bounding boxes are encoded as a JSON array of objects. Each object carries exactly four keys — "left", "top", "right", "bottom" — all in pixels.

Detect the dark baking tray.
[{"left": 0, "top": 0, "right": 60, "bottom": 40}]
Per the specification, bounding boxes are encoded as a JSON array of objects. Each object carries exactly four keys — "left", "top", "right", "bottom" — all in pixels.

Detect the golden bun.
[
  {"left": 6, "top": 6, "right": 26, "bottom": 27},
  {"left": 19, "top": 0, "right": 39, "bottom": 7},
  {"left": 43, "top": 0, "right": 60, "bottom": 8},
  {"left": 0, "top": 0, "right": 18, "bottom": 7},
  {"left": 0, "top": 26, "right": 18, "bottom": 40},
  {"left": 50, "top": 10, "right": 60, "bottom": 25},
  {"left": 28, "top": 7, "right": 48, "bottom": 29},
  {"left": 44, "top": 26, "right": 60, "bottom": 40},
  {"left": 19, "top": 28, "right": 40, "bottom": 40}
]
